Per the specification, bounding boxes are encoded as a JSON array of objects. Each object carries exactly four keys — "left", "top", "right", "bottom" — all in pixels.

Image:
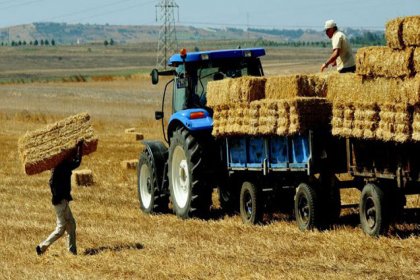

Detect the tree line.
[{"left": 1, "top": 39, "right": 56, "bottom": 47}]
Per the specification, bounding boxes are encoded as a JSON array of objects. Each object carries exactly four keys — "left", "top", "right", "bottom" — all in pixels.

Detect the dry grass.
[{"left": 0, "top": 51, "right": 419, "bottom": 279}]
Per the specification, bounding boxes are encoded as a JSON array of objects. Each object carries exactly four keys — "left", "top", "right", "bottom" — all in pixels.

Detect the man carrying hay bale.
[
  {"left": 36, "top": 140, "right": 83, "bottom": 256},
  {"left": 321, "top": 19, "right": 356, "bottom": 73}
]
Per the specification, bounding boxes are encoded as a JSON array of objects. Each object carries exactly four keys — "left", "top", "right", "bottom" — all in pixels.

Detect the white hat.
[{"left": 324, "top": 19, "right": 337, "bottom": 30}]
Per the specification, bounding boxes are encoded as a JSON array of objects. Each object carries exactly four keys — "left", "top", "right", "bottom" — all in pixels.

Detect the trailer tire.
[
  {"left": 359, "top": 183, "right": 388, "bottom": 237},
  {"left": 294, "top": 183, "right": 319, "bottom": 231},
  {"left": 137, "top": 149, "right": 169, "bottom": 214},
  {"left": 239, "top": 181, "right": 263, "bottom": 224},
  {"left": 168, "top": 127, "right": 212, "bottom": 219}
]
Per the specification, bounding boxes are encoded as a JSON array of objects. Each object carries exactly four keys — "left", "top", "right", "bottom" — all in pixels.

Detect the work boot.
[{"left": 36, "top": 245, "right": 43, "bottom": 256}]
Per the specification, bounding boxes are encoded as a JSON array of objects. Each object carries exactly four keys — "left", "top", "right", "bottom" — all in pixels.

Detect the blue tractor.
[{"left": 138, "top": 48, "right": 266, "bottom": 219}]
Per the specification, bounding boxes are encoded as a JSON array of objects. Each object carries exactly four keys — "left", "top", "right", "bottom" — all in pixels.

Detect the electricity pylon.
[{"left": 155, "top": 0, "right": 179, "bottom": 69}]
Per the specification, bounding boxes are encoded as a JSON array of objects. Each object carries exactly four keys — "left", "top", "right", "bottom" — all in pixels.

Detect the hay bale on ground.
[
  {"left": 121, "top": 159, "right": 138, "bottom": 170},
  {"left": 413, "top": 104, "right": 420, "bottom": 141},
  {"left": 385, "top": 17, "right": 404, "bottom": 49},
  {"left": 71, "top": 169, "right": 94, "bottom": 187},
  {"left": 125, "top": 128, "right": 136, "bottom": 133},
  {"left": 376, "top": 103, "right": 413, "bottom": 143},
  {"left": 125, "top": 132, "right": 144, "bottom": 141},
  {"left": 356, "top": 47, "right": 414, "bottom": 78},
  {"left": 265, "top": 74, "right": 328, "bottom": 100},
  {"left": 18, "top": 112, "right": 98, "bottom": 175}
]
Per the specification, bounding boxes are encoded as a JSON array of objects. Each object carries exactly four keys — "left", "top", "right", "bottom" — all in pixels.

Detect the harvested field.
[{"left": 0, "top": 46, "right": 419, "bottom": 279}]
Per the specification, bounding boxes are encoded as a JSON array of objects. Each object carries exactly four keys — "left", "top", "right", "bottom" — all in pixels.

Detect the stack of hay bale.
[
  {"left": 18, "top": 112, "right": 98, "bottom": 175},
  {"left": 328, "top": 15, "right": 420, "bottom": 142},
  {"left": 207, "top": 74, "right": 331, "bottom": 137}
]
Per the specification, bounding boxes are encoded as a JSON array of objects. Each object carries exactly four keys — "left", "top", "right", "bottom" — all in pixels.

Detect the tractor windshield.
[{"left": 173, "top": 57, "right": 263, "bottom": 112}]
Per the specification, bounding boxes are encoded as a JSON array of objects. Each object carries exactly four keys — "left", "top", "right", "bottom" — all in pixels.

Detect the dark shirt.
[{"left": 49, "top": 151, "right": 82, "bottom": 205}]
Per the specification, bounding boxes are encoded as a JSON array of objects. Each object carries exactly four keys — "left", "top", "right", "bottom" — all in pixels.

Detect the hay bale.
[
  {"left": 243, "top": 101, "right": 260, "bottom": 135},
  {"left": 331, "top": 102, "right": 354, "bottom": 138},
  {"left": 376, "top": 103, "right": 413, "bottom": 142},
  {"left": 121, "top": 159, "right": 138, "bottom": 170},
  {"left": 18, "top": 112, "right": 98, "bottom": 175},
  {"left": 207, "top": 78, "right": 232, "bottom": 107},
  {"left": 414, "top": 48, "right": 420, "bottom": 74},
  {"left": 265, "top": 74, "right": 328, "bottom": 100},
  {"left": 386, "top": 16, "right": 420, "bottom": 49},
  {"left": 327, "top": 74, "right": 420, "bottom": 105},
  {"left": 207, "top": 77, "right": 265, "bottom": 107},
  {"left": 258, "top": 100, "right": 278, "bottom": 135},
  {"left": 356, "top": 47, "right": 414, "bottom": 78},
  {"left": 125, "top": 132, "right": 144, "bottom": 141},
  {"left": 386, "top": 17, "right": 404, "bottom": 49},
  {"left": 71, "top": 169, "right": 94, "bottom": 187},
  {"left": 402, "top": 16, "right": 420, "bottom": 48},
  {"left": 275, "top": 100, "right": 290, "bottom": 135},
  {"left": 413, "top": 104, "right": 420, "bottom": 141},
  {"left": 352, "top": 102, "right": 380, "bottom": 139},
  {"left": 125, "top": 128, "right": 136, "bottom": 133}
]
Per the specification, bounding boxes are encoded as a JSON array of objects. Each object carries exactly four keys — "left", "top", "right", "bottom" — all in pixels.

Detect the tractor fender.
[
  {"left": 167, "top": 108, "right": 213, "bottom": 139},
  {"left": 141, "top": 140, "right": 168, "bottom": 192}
]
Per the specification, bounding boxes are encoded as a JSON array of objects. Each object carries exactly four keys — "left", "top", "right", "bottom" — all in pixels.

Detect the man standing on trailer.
[
  {"left": 320, "top": 19, "right": 356, "bottom": 73},
  {"left": 36, "top": 140, "right": 83, "bottom": 256}
]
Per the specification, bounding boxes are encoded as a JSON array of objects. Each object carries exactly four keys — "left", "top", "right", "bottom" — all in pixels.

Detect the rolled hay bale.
[
  {"left": 413, "top": 104, "right": 420, "bottom": 141},
  {"left": 352, "top": 102, "right": 380, "bottom": 139},
  {"left": 376, "top": 103, "right": 413, "bottom": 142},
  {"left": 265, "top": 73, "right": 329, "bottom": 100},
  {"left": 71, "top": 169, "right": 94, "bottom": 187},
  {"left": 206, "top": 78, "right": 232, "bottom": 107},
  {"left": 327, "top": 74, "right": 420, "bottom": 105},
  {"left": 356, "top": 47, "right": 414, "bottom": 78},
  {"left": 402, "top": 16, "right": 420, "bottom": 48},
  {"left": 386, "top": 17, "right": 404, "bottom": 49},
  {"left": 18, "top": 112, "right": 98, "bottom": 175},
  {"left": 121, "top": 159, "right": 138, "bottom": 170},
  {"left": 287, "top": 97, "right": 332, "bottom": 135}
]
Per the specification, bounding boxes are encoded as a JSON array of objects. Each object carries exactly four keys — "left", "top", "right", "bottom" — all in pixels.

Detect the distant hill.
[{"left": 0, "top": 22, "right": 384, "bottom": 46}]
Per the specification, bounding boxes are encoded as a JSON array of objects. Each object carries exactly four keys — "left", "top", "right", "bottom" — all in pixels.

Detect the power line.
[{"left": 0, "top": 0, "right": 46, "bottom": 10}]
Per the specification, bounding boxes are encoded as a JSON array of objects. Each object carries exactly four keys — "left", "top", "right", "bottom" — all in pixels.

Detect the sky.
[{"left": 0, "top": 0, "right": 418, "bottom": 30}]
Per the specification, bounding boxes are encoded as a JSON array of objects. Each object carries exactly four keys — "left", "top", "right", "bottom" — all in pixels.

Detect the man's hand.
[{"left": 320, "top": 63, "right": 328, "bottom": 72}]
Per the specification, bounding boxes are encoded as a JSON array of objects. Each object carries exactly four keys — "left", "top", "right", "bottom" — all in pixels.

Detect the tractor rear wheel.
[
  {"left": 137, "top": 149, "right": 169, "bottom": 214},
  {"left": 168, "top": 128, "right": 212, "bottom": 218}
]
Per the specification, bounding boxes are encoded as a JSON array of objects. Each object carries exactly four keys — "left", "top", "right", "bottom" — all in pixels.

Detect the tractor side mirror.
[
  {"left": 151, "top": 69, "right": 159, "bottom": 85},
  {"left": 155, "top": 111, "right": 164, "bottom": 120}
]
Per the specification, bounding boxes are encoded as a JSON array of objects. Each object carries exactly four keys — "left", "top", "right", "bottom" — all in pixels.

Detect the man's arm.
[
  {"left": 71, "top": 140, "right": 83, "bottom": 170},
  {"left": 321, "top": 48, "right": 340, "bottom": 72}
]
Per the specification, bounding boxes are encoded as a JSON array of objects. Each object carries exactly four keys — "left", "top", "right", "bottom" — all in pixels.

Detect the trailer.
[{"left": 137, "top": 48, "right": 419, "bottom": 236}]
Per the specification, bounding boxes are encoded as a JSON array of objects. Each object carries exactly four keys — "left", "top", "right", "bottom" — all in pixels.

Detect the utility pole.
[{"left": 155, "top": 0, "right": 179, "bottom": 69}]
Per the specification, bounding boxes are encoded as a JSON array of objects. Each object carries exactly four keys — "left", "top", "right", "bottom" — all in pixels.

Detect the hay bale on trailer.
[
  {"left": 376, "top": 103, "right": 413, "bottom": 143},
  {"left": 413, "top": 104, "right": 420, "bottom": 141},
  {"left": 206, "top": 78, "right": 232, "bottom": 107},
  {"left": 288, "top": 98, "right": 332, "bottom": 134},
  {"left": 71, "top": 169, "right": 94, "bottom": 187},
  {"left": 356, "top": 47, "right": 414, "bottom": 78},
  {"left": 385, "top": 16, "right": 420, "bottom": 49},
  {"left": 352, "top": 102, "right": 380, "bottom": 140},
  {"left": 18, "top": 112, "right": 98, "bottom": 175},
  {"left": 265, "top": 74, "right": 328, "bottom": 100}
]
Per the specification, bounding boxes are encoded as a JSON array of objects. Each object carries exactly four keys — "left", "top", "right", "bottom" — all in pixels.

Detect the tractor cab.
[{"left": 151, "top": 48, "right": 266, "bottom": 140}]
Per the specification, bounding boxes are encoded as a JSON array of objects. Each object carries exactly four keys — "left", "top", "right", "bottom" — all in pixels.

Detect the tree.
[
  {"left": 104, "top": 40, "right": 109, "bottom": 46},
  {"left": 51, "top": 39, "right": 55, "bottom": 46},
  {"left": 45, "top": 39, "right": 49, "bottom": 46},
  {"left": 109, "top": 38, "right": 114, "bottom": 45},
  {"left": 40, "top": 39, "right": 44, "bottom": 46},
  {"left": 34, "top": 40, "right": 38, "bottom": 46}
]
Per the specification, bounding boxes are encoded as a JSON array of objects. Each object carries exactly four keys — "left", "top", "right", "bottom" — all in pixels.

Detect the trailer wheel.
[
  {"left": 359, "top": 183, "right": 388, "bottom": 236},
  {"left": 168, "top": 128, "right": 212, "bottom": 218},
  {"left": 239, "top": 181, "right": 263, "bottom": 224},
  {"left": 137, "top": 149, "right": 169, "bottom": 214},
  {"left": 294, "top": 183, "right": 319, "bottom": 231}
]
